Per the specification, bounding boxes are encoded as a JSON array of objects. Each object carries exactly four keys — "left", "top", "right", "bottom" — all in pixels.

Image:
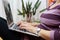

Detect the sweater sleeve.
[
  {"left": 50, "top": 31, "right": 55, "bottom": 40},
  {"left": 54, "top": 29, "right": 60, "bottom": 40},
  {"left": 50, "top": 29, "right": 60, "bottom": 40}
]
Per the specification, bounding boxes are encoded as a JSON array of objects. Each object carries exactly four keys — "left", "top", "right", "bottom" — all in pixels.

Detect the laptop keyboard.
[
  {"left": 13, "top": 24, "right": 27, "bottom": 32},
  {"left": 10, "top": 23, "right": 38, "bottom": 37}
]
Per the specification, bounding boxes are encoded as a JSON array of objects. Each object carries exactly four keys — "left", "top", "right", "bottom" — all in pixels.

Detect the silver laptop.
[{"left": 3, "top": 0, "right": 38, "bottom": 37}]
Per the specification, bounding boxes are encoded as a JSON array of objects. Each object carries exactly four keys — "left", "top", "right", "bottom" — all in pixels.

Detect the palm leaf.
[
  {"left": 33, "top": 0, "right": 39, "bottom": 9},
  {"left": 17, "top": 9, "right": 22, "bottom": 15},
  {"left": 35, "top": 1, "right": 41, "bottom": 10},
  {"left": 40, "top": 8, "right": 46, "bottom": 13}
]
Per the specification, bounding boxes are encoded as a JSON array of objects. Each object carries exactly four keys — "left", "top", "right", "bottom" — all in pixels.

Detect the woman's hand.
[
  {"left": 17, "top": 21, "right": 40, "bottom": 33},
  {"left": 17, "top": 21, "right": 51, "bottom": 40},
  {"left": 19, "top": 22, "right": 38, "bottom": 34},
  {"left": 30, "top": 22, "right": 40, "bottom": 27},
  {"left": 17, "top": 21, "right": 40, "bottom": 27}
]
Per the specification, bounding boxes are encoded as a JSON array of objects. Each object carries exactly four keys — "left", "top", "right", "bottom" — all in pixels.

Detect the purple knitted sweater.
[{"left": 38, "top": 5, "right": 60, "bottom": 40}]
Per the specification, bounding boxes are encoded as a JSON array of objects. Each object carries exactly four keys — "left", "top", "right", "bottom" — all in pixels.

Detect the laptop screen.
[{"left": 3, "top": 0, "right": 13, "bottom": 26}]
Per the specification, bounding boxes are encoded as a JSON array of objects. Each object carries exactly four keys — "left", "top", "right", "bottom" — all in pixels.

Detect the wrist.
[
  {"left": 30, "top": 27, "right": 37, "bottom": 34},
  {"left": 36, "top": 27, "right": 41, "bottom": 36},
  {"left": 31, "top": 27, "right": 41, "bottom": 36}
]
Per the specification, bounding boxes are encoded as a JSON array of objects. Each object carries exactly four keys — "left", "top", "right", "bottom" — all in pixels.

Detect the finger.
[
  {"left": 20, "top": 23, "right": 24, "bottom": 26},
  {"left": 17, "top": 21, "right": 23, "bottom": 26},
  {"left": 19, "top": 24, "right": 26, "bottom": 28},
  {"left": 19, "top": 26, "right": 26, "bottom": 30}
]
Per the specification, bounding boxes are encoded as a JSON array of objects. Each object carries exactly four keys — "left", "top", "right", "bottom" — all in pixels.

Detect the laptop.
[{"left": 3, "top": 0, "right": 38, "bottom": 37}]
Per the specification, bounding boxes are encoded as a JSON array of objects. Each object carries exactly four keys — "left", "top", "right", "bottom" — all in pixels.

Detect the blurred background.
[{"left": 0, "top": 0, "right": 54, "bottom": 23}]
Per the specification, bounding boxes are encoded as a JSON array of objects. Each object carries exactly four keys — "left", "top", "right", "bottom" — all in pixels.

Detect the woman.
[{"left": 19, "top": 0, "right": 60, "bottom": 40}]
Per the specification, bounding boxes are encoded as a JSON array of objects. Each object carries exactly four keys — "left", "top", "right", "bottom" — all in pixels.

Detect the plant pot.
[{"left": 26, "top": 13, "right": 32, "bottom": 22}]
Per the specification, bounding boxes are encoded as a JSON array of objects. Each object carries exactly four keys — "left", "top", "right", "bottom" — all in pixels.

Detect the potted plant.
[{"left": 17, "top": 0, "right": 41, "bottom": 22}]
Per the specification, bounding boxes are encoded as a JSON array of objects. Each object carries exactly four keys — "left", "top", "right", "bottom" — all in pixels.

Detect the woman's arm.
[
  {"left": 19, "top": 22, "right": 60, "bottom": 40},
  {"left": 28, "top": 27, "right": 51, "bottom": 40},
  {"left": 38, "top": 29, "right": 51, "bottom": 40},
  {"left": 19, "top": 23, "right": 53, "bottom": 40}
]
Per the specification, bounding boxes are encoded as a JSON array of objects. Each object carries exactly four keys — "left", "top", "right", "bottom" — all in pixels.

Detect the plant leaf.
[
  {"left": 35, "top": 1, "right": 41, "bottom": 10},
  {"left": 17, "top": 9, "right": 22, "bottom": 15},
  {"left": 40, "top": 8, "right": 46, "bottom": 13},
  {"left": 21, "top": 0, "right": 26, "bottom": 13},
  {"left": 33, "top": 0, "right": 39, "bottom": 9}
]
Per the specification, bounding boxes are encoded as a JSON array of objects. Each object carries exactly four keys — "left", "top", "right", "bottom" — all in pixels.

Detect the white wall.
[
  {"left": 0, "top": 0, "right": 6, "bottom": 19},
  {"left": 0, "top": 0, "right": 47, "bottom": 23}
]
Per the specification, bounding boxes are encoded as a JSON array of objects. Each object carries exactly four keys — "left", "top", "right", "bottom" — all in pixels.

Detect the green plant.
[
  {"left": 17, "top": 0, "right": 42, "bottom": 22},
  {"left": 17, "top": 0, "right": 41, "bottom": 17}
]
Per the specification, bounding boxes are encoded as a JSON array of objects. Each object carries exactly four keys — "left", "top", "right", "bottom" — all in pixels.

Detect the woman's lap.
[{"left": 0, "top": 17, "right": 23, "bottom": 40}]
